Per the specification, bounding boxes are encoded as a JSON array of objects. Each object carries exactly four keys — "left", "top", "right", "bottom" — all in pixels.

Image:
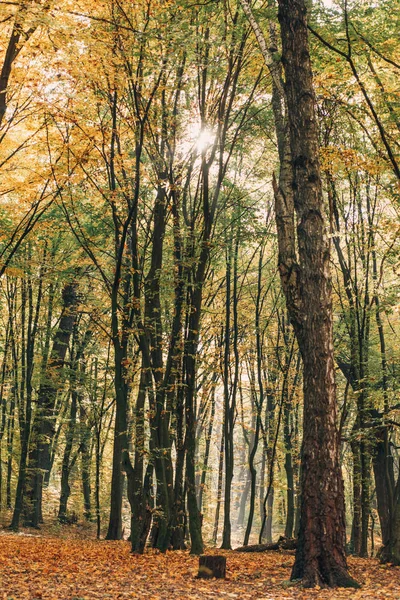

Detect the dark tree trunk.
[
  {"left": 128, "top": 369, "right": 152, "bottom": 553},
  {"left": 275, "top": 0, "right": 359, "bottom": 587},
  {"left": 283, "top": 383, "right": 294, "bottom": 539},
  {"left": 58, "top": 390, "right": 77, "bottom": 522},
  {"left": 350, "top": 439, "right": 362, "bottom": 555},
  {"left": 24, "top": 282, "right": 78, "bottom": 527},
  {"left": 221, "top": 234, "right": 234, "bottom": 550},
  {"left": 237, "top": 468, "right": 251, "bottom": 528},
  {"left": 244, "top": 245, "right": 265, "bottom": 547},
  {"left": 58, "top": 328, "right": 89, "bottom": 522},
  {"left": 6, "top": 391, "right": 15, "bottom": 510},
  {"left": 170, "top": 378, "right": 187, "bottom": 551},
  {"left": 11, "top": 259, "right": 48, "bottom": 530},
  {"left": 0, "top": 320, "right": 10, "bottom": 509},
  {"left": 212, "top": 423, "right": 224, "bottom": 546},
  {"left": 80, "top": 403, "right": 92, "bottom": 521},
  {"left": 243, "top": 409, "right": 260, "bottom": 546},
  {"left": 198, "top": 383, "right": 216, "bottom": 514},
  {"left": 380, "top": 479, "right": 400, "bottom": 565},
  {"left": 105, "top": 335, "right": 128, "bottom": 540}
]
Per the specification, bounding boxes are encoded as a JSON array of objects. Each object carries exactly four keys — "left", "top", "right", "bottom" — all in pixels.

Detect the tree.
[
  {"left": 22, "top": 281, "right": 78, "bottom": 527},
  {"left": 274, "top": 0, "right": 359, "bottom": 587}
]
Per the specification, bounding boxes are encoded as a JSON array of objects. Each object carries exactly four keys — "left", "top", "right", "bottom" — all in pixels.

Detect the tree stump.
[{"left": 197, "top": 555, "right": 226, "bottom": 579}]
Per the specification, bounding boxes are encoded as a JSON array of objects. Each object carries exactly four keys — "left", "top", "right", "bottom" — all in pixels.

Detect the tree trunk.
[
  {"left": 221, "top": 237, "right": 233, "bottom": 550},
  {"left": 212, "top": 423, "right": 224, "bottom": 546},
  {"left": 275, "top": 0, "right": 359, "bottom": 587},
  {"left": 24, "top": 282, "right": 78, "bottom": 527},
  {"left": 58, "top": 390, "right": 77, "bottom": 522},
  {"left": 105, "top": 334, "right": 128, "bottom": 540},
  {"left": 80, "top": 403, "right": 92, "bottom": 521}
]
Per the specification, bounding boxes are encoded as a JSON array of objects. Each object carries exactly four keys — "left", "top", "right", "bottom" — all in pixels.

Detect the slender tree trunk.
[
  {"left": 105, "top": 333, "right": 128, "bottom": 540},
  {"left": 58, "top": 390, "right": 77, "bottom": 522},
  {"left": 6, "top": 391, "right": 15, "bottom": 510},
  {"left": 221, "top": 239, "right": 233, "bottom": 549},
  {"left": 80, "top": 403, "right": 92, "bottom": 521},
  {"left": 212, "top": 423, "right": 224, "bottom": 547},
  {"left": 198, "top": 384, "right": 216, "bottom": 513},
  {"left": 170, "top": 379, "right": 186, "bottom": 551},
  {"left": 128, "top": 369, "right": 148, "bottom": 552},
  {"left": 244, "top": 244, "right": 265, "bottom": 546}
]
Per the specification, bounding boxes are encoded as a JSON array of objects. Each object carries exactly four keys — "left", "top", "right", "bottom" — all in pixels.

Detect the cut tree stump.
[{"left": 197, "top": 555, "right": 226, "bottom": 579}]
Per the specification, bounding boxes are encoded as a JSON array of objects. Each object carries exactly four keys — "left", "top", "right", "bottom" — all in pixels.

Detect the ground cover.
[{"left": 0, "top": 532, "right": 399, "bottom": 599}]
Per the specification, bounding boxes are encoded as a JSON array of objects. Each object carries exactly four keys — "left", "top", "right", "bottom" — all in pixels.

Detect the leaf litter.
[{"left": 0, "top": 533, "right": 399, "bottom": 599}]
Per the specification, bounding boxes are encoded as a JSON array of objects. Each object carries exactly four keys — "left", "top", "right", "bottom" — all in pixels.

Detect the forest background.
[{"left": 0, "top": 0, "right": 399, "bottom": 591}]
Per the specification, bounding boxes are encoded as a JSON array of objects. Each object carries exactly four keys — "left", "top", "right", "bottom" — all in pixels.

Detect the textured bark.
[
  {"left": 275, "top": 0, "right": 359, "bottom": 588},
  {"left": 379, "top": 479, "right": 400, "bottom": 565}
]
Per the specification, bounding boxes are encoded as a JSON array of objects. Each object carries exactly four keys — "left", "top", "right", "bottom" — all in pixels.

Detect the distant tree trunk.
[
  {"left": 328, "top": 172, "right": 372, "bottom": 558},
  {"left": 381, "top": 480, "right": 400, "bottom": 565},
  {"left": 105, "top": 327, "right": 128, "bottom": 540},
  {"left": 0, "top": 320, "right": 10, "bottom": 509},
  {"left": 58, "top": 390, "right": 77, "bottom": 522},
  {"left": 127, "top": 369, "right": 149, "bottom": 552},
  {"left": 244, "top": 245, "right": 265, "bottom": 546},
  {"left": 170, "top": 379, "right": 186, "bottom": 551},
  {"left": 263, "top": 380, "right": 276, "bottom": 544},
  {"left": 6, "top": 389, "right": 15, "bottom": 509},
  {"left": 281, "top": 321, "right": 298, "bottom": 540},
  {"left": 265, "top": 482, "right": 274, "bottom": 544},
  {"left": 221, "top": 234, "right": 234, "bottom": 550},
  {"left": 243, "top": 408, "right": 260, "bottom": 546},
  {"left": 80, "top": 403, "right": 92, "bottom": 521},
  {"left": 274, "top": 0, "right": 359, "bottom": 587},
  {"left": 212, "top": 424, "right": 224, "bottom": 546},
  {"left": 24, "top": 282, "right": 78, "bottom": 527},
  {"left": 11, "top": 261, "right": 50, "bottom": 530},
  {"left": 58, "top": 328, "right": 90, "bottom": 523},
  {"left": 198, "top": 382, "right": 216, "bottom": 513},
  {"left": 237, "top": 469, "right": 251, "bottom": 528}
]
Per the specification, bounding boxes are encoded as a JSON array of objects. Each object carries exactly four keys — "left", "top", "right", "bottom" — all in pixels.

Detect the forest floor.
[{"left": 0, "top": 528, "right": 399, "bottom": 600}]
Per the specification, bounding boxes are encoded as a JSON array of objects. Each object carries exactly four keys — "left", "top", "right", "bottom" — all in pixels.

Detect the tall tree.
[
  {"left": 23, "top": 281, "right": 78, "bottom": 527},
  {"left": 274, "top": 0, "right": 359, "bottom": 587}
]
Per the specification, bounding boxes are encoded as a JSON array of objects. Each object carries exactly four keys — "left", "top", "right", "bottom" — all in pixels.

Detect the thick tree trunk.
[
  {"left": 380, "top": 478, "right": 400, "bottom": 565},
  {"left": 275, "top": 0, "right": 359, "bottom": 587}
]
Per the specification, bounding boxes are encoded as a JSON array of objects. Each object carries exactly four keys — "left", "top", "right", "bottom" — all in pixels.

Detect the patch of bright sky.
[{"left": 180, "top": 121, "right": 216, "bottom": 157}]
